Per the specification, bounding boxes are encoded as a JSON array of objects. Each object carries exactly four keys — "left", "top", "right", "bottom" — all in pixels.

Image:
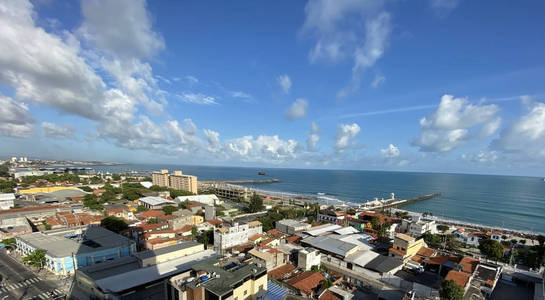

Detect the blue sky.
[{"left": 1, "top": 0, "right": 545, "bottom": 176}]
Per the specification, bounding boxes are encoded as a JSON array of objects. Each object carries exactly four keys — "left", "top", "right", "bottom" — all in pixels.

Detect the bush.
[
  {"left": 479, "top": 239, "right": 503, "bottom": 261},
  {"left": 101, "top": 216, "right": 128, "bottom": 233},
  {"left": 440, "top": 280, "right": 464, "bottom": 300},
  {"left": 162, "top": 205, "right": 178, "bottom": 215}
]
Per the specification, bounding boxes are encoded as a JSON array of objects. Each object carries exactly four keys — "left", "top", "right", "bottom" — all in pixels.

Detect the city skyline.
[{"left": 1, "top": 0, "right": 545, "bottom": 177}]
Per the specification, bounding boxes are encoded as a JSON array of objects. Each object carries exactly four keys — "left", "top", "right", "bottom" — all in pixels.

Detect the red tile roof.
[
  {"left": 459, "top": 256, "right": 479, "bottom": 274},
  {"left": 445, "top": 270, "right": 471, "bottom": 288},
  {"left": 140, "top": 222, "right": 168, "bottom": 232},
  {"left": 319, "top": 290, "right": 343, "bottom": 300},
  {"left": 249, "top": 234, "right": 267, "bottom": 241},
  {"left": 267, "top": 229, "right": 284, "bottom": 238},
  {"left": 287, "top": 271, "right": 326, "bottom": 295},
  {"left": 285, "top": 235, "right": 302, "bottom": 244},
  {"left": 389, "top": 247, "right": 406, "bottom": 256},
  {"left": 417, "top": 247, "right": 436, "bottom": 258},
  {"left": 207, "top": 219, "right": 223, "bottom": 226},
  {"left": 268, "top": 264, "right": 296, "bottom": 280},
  {"left": 137, "top": 210, "right": 164, "bottom": 219}
]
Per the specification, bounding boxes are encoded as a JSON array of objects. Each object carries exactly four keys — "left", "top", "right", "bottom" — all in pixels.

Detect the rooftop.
[
  {"left": 304, "top": 224, "right": 343, "bottom": 236},
  {"left": 134, "top": 241, "right": 201, "bottom": 260},
  {"left": 395, "top": 233, "right": 415, "bottom": 242},
  {"left": 459, "top": 256, "right": 479, "bottom": 274},
  {"left": 78, "top": 256, "right": 140, "bottom": 280},
  {"left": 445, "top": 270, "right": 471, "bottom": 287},
  {"left": 301, "top": 235, "right": 359, "bottom": 257},
  {"left": 0, "top": 193, "right": 15, "bottom": 201},
  {"left": 268, "top": 263, "right": 296, "bottom": 280},
  {"left": 365, "top": 255, "right": 403, "bottom": 274},
  {"left": 286, "top": 271, "right": 326, "bottom": 295},
  {"left": 138, "top": 196, "right": 174, "bottom": 206},
  {"left": 17, "top": 226, "right": 133, "bottom": 258}
]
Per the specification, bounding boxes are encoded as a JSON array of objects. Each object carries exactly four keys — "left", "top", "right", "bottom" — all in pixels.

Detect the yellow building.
[
  {"left": 151, "top": 169, "right": 198, "bottom": 194},
  {"left": 167, "top": 259, "right": 267, "bottom": 300},
  {"left": 389, "top": 233, "right": 425, "bottom": 262},
  {"left": 191, "top": 215, "right": 204, "bottom": 225},
  {"left": 151, "top": 169, "right": 170, "bottom": 187}
]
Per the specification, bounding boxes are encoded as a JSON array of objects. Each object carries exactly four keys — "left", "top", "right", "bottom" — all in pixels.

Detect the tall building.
[
  {"left": 213, "top": 222, "right": 262, "bottom": 251},
  {"left": 151, "top": 169, "right": 198, "bottom": 193},
  {"left": 152, "top": 169, "right": 170, "bottom": 187}
]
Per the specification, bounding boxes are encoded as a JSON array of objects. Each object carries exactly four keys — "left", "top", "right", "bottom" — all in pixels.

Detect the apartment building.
[
  {"left": 213, "top": 222, "right": 262, "bottom": 251},
  {"left": 388, "top": 233, "right": 425, "bottom": 262},
  {"left": 151, "top": 169, "right": 198, "bottom": 194},
  {"left": 167, "top": 258, "right": 267, "bottom": 300},
  {"left": 298, "top": 247, "right": 321, "bottom": 271},
  {"left": 276, "top": 219, "right": 311, "bottom": 235}
]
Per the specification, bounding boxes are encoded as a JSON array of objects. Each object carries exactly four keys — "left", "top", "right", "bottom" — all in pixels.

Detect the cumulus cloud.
[
  {"left": 230, "top": 91, "right": 252, "bottom": 99},
  {"left": 203, "top": 129, "right": 221, "bottom": 152},
  {"left": 277, "top": 75, "right": 292, "bottom": 94},
  {"left": 412, "top": 94, "right": 501, "bottom": 152},
  {"left": 301, "top": 0, "right": 391, "bottom": 97},
  {"left": 491, "top": 100, "right": 545, "bottom": 158},
  {"left": 463, "top": 150, "right": 499, "bottom": 164},
  {"left": 178, "top": 92, "right": 218, "bottom": 105},
  {"left": 41, "top": 122, "right": 75, "bottom": 139},
  {"left": 381, "top": 144, "right": 400, "bottom": 158},
  {"left": 307, "top": 122, "right": 320, "bottom": 151},
  {"left": 78, "top": 0, "right": 164, "bottom": 59},
  {"left": 430, "top": 0, "right": 461, "bottom": 15},
  {"left": 184, "top": 75, "right": 199, "bottom": 84},
  {"left": 0, "top": 95, "right": 34, "bottom": 138},
  {"left": 285, "top": 98, "right": 308, "bottom": 120},
  {"left": 224, "top": 135, "right": 300, "bottom": 162},
  {"left": 335, "top": 123, "right": 360, "bottom": 152}
]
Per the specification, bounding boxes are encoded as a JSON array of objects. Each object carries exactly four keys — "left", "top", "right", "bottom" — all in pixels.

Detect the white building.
[
  {"left": 276, "top": 219, "right": 311, "bottom": 235},
  {"left": 402, "top": 217, "right": 436, "bottom": 237},
  {"left": 0, "top": 193, "right": 15, "bottom": 210},
  {"left": 213, "top": 221, "right": 262, "bottom": 251},
  {"left": 174, "top": 194, "right": 222, "bottom": 206},
  {"left": 137, "top": 196, "right": 175, "bottom": 210},
  {"left": 298, "top": 248, "right": 321, "bottom": 271}
]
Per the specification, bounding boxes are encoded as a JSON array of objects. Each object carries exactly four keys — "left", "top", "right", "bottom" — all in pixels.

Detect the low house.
[
  {"left": 0, "top": 193, "right": 16, "bottom": 210},
  {"left": 286, "top": 271, "right": 326, "bottom": 297},
  {"left": 317, "top": 210, "right": 346, "bottom": 225},
  {"left": 137, "top": 196, "right": 175, "bottom": 210},
  {"left": 249, "top": 246, "right": 289, "bottom": 270},
  {"left": 298, "top": 247, "right": 321, "bottom": 271},
  {"left": 135, "top": 209, "right": 164, "bottom": 221},
  {"left": 276, "top": 219, "right": 311, "bottom": 235},
  {"left": 445, "top": 270, "right": 472, "bottom": 292},
  {"left": 388, "top": 233, "right": 425, "bottom": 262}
]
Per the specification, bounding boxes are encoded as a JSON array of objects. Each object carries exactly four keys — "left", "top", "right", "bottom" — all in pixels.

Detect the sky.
[{"left": 1, "top": 0, "right": 545, "bottom": 176}]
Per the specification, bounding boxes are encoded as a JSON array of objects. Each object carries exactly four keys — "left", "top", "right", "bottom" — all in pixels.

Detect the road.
[{"left": 0, "top": 250, "right": 65, "bottom": 300}]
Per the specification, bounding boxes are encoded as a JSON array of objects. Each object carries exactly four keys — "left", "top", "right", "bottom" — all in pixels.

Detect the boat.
[{"left": 258, "top": 171, "right": 265, "bottom": 175}]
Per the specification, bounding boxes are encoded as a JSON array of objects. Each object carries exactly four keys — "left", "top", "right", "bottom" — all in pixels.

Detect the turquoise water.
[{"left": 90, "top": 164, "right": 545, "bottom": 233}]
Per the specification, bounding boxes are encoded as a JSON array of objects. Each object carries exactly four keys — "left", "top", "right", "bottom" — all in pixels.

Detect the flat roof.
[
  {"left": 365, "top": 255, "right": 403, "bottom": 274},
  {"left": 0, "top": 193, "right": 15, "bottom": 201},
  {"left": 134, "top": 241, "right": 201, "bottom": 260},
  {"left": 304, "top": 224, "right": 342, "bottom": 236},
  {"left": 395, "top": 233, "right": 415, "bottom": 242},
  {"left": 17, "top": 226, "right": 133, "bottom": 258},
  {"left": 301, "top": 235, "right": 358, "bottom": 257},
  {"left": 139, "top": 196, "right": 175, "bottom": 206},
  {"left": 78, "top": 256, "right": 140, "bottom": 280},
  {"left": 94, "top": 250, "right": 218, "bottom": 293}
]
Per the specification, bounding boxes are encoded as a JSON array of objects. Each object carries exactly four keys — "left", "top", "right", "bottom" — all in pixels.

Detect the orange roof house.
[
  {"left": 445, "top": 270, "right": 471, "bottom": 288},
  {"left": 287, "top": 271, "right": 326, "bottom": 296}
]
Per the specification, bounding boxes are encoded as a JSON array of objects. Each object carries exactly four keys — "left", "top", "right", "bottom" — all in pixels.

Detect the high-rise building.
[{"left": 151, "top": 169, "right": 198, "bottom": 194}]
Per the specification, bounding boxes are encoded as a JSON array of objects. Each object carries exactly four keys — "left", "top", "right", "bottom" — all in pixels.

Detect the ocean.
[{"left": 88, "top": 164, "right": 545, "bottom": 234}]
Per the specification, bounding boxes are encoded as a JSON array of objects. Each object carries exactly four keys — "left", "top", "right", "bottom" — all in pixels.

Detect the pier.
[
  {"left": 200, "top": 179, "right": 280, "bottom": 184},
  {"left": 359, "top": 193, "right": 441, "bottom": 210}
]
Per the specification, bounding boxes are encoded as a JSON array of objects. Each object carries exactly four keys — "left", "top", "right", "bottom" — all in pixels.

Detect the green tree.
[
  {"left": 423, "top": 232, "right": 442, "bottom": 248},
  {"left": 147, "top": 217, "right": 159, "bottom": 224},
  {"left": 1, "top": 238, "right": 16, "bottom": 249},
  {"left": 437, "top": 225, "right": 449, "bottom": 233},
  {"left": 191, "top": 226, "right": 198, "bottom": 239},
  {"left": 101, "top": 190, "right": 117, "bottom": 202},
  {"left": 248, "top": 193, "right": 264, "bottom": 213},
  {"left": 321, "top": 278, "right": 333, "bottom": 289},
  {"left": 170, "top": 189, "right": 194, "bottom": 198},
  {"left": 0, "top": 163, "right": 10, "bottom": 177},
  {"left": 123, "top": 189, "right": 142, "bottom": 201},
  {"left": 23, "top": 249, "right": 46, "bottom": 268},
  {"left": 136, "top": 205, "right": 148, "bottom": 212},
  {"left": 112, "top": 174, "right": 121, "bottom": 181},
  {"left": 101, "top": 216, "right": 128, "bottom": 233},
  {"left": 479, "top": 239, "right": 503, "bottom": 261},
  {"left": 440, "top": 280, "right": 464, "bottom": 300},
  {"left": 79, "top": 186, "right": 93, "bottom": 192},
  {"left": 162, "top": 205, "right": 178, "bottom": 215}
]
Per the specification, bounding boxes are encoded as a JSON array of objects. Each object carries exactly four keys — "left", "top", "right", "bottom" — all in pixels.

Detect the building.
[
  {"left": 298, "top": 248, "right": 321, "bottom": 271},
  {"left": 151, "top": 170, "right": 198, "bottom": 194},
  {"left": 74, "top": 248, "right": 218, "bottom": 300},
  {"left": 213, "top": 222, "right": 262, "bottom": 251},
  {"left": 300, "top": 235, "right": 359, "bottom": 259},
  {"left": 276, "top": 219, "right": 311, "bottom": 235},
  {"left": 0, "top": 193, "right": 15, "bottom": 210},
  {"left": 134, "top": 242, "right": 204, "bottom": 267},
  {"left": 151, "top": 169, "right": 170, "bottom": 187},
  {"left": 317, "top": 210, "right": 346, "bottom": 225},
  {"left": 286, "top": 271, "right": 326, "bottom": 297},
  {"left": 402, "top": 217, "right": 436, "bottom": 237},
  {"left": 138, "top": 196, "right": 175, "bottom": 210},
  {"left": 169, "top": 210, "right": 193, "bottom": 230},
  {"left": 0, "top": 217, "right": 32, "bottom": 239},
  {"left": 16, "top": 226, "right": 136, "bottom": 275},
  {"left": 248, "top": 247, "right": 289, "bottom": 270},
  {"left": 388, "top": 233, "right": 425, "bottom": 262},
  {"left": 167, "top": 258, "right": 267, "bottom": 300},
  {"left": 204, "top": 205, "right": 216, "bottom": 220},
  {"left": 174, "top": 194, "right": 221, "bottom": 206},
  {"left": 210, "top": 184, "right": 250, "bottom": 201}
]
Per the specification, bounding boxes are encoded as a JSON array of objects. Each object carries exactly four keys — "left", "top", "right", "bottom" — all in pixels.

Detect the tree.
[
  {"left": 248, "top": 193, "right": 264, "bottom": 213},
  {"left": 162, "top": 205, "right": 178, "bottom": 215},
  {"left": 79, "top": 186, "right": 93, "bottom": 192},
  {"left": 170, "top": 189, "right": 194, "bottom": 198},
  {"left": 311, "top": 265, "right": 320, "bottom": 272},
  {"left": 147, "top": 217, "right": 159, "bottom": 224},
  {"left": 321, "top": 278, "right": 333, "bottom": 289},
  {"left": 136, "top": 205, "right": 148, "bottom": 212},
  {"left": 1, "top": 238, "right": 16, "bottom": 249},
  {"left": 123, "top": 189, "right": 141, "bottom": 201},
  {"left": 112, "top": 174, "right": 121, "bottom": 181},
  {"left": 191, "top": 226, "right": 198, "bottom": 239},
  {"left": 437, "top": 225, "right": 449, "bottom": 233},
  {"left": 423, "top": 232, "right": 442, "bottom": 248},
  {"left": 101, "top": 216, "right": 128, "bottom": 233},
  {"left": 440, "top": 280, "right": 464, "bottom": 300},
  {"left": 23, "top": 249, "right": 46, "bottom": 268},
  {"left": 537, "top": 235, "right": 545, "bottom": 247},
  {"left": 445, "top": 234, "right": 462, "bottom": 251},
  {"left": 479, "top": 239, "right": 503, "bottom": 261}
]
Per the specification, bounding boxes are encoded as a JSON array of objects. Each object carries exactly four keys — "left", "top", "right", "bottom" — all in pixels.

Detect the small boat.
[{"left": 258, "top": 171, "right": 266, "bottom": 175}]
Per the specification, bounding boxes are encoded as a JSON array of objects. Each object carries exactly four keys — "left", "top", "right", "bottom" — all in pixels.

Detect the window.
[{"left": 244, "top": 290, "right": 248, "bottom": 295}]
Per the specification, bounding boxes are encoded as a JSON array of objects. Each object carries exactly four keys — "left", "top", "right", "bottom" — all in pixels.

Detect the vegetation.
[
  {"left": 83, "top": 194, "right": 103, "bottom": 211},
  {"left": 147, "top": 217, "right": 160, "bottom": 224},
  {"left": 162, "top": 205, "right": 179, "bottom": 215},
  {"left": 136, "top": 205, "right": 148, "bottom": 212},
  {"left": 0, "top": 163, "right": 10, "bottom": 177},
  {"left": 440, "top": 280, "right": 464, "bottom": 300},
  {"left": 423, "top": 232, "right": 443, "bottom": 248},
  {"left": 79, "top": 186, "right": 93, "bottom": 192},
  {"left": 101, "top": 216, "right": 128, "bottom": 233},
  {"left": 0, "top": 180, "right": 16, "bottom": 193},
  {"left": 321, "top": 278, "right": 333, "bottom": 289},
  {"left": 394, "top": 211, "right": 410, "bottom": 219},
  {"left": 479, "top": 239, "right": 503, "bottom": 261},
  {"left": 41, "top": 221, "right": 51, "bottom": 230},
  {"left": 437, "top": 225, "right": 450, "bottom": 233},
  {"left": 20, "top": 173, "right": 81, "bottom": 185},
  {"left": 112, "top": 174, "right": 121, "bottom": 181},
  {"left": 23, "top": 249, "right": 46, "bottom": 268},
  {"left": 257, "top": 203, "right": 320, "bottom": 231},
  {"left": 196, "top": 230, "right": 214, "bottom": 248},
  {"left": 247, "top": 193, "right": 264, "bottom": 213},
  {"left": 1, "top": 238, "right": 16, "bottom": 249}
]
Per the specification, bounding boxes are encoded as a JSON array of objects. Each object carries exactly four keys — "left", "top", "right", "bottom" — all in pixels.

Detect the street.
[{"left": 0, "top": 250, "right": 65, "bottom": 300}]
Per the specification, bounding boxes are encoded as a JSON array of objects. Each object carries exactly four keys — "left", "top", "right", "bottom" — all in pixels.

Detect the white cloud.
[
  {"left": 178, "top": 92, "right": 218, "bottom": 105},
  {"left": 491, "top": 100, "right": 545, "bottom": 158},
  {"left": 78, "top": 0, "right": 164, "bottom": 59},
  {"left": 203, "top": 129, "right": 220, "bottom": 152},
  {"left": 285, "top": 98, "right": 308, "bottom": 120},
  {"left": 335, "top": 123, "right": 360, "bottom": 152},
  {"left": 412, "top": 94, "right": 501, "bottom": 152},
  {"left": 370, "top": 74, "right": 386, "bottom": 88},
  {"left": 277, "top": 75, "right": 292, "bottom": 94},
  {"left": 224, "top": 135, "right": 300, "bottom": 162},
  {"left": 184, "top": 75, "right": 199, "bottom": 84},
  {"left": 41, "top": 122, "right": 75, "bottom": 139},
  {"left": 0, "top": 95, "right": 34, "bottom": 138},
  {"left": 230, "top": 91, "right": 252, "bottom": 99},
  {"left": 302, "top": 0, "right": 391, "bottom": 97},
  {"left": 430, "top": 0, "right": 461, "bottom": 15},
  {"left": 381, "top": 144, "right": 400, "bottom": 158},
  {"left": 463, "top": 150, "right": 499, "bottom": 163},
  {"left": 307, "top": 122, "right": 320, "bottom": 151}
]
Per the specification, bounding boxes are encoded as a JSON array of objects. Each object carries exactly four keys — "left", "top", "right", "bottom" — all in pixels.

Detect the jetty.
[
  {"left": 200, "top": 179, "right": 280, "bottom": 184},
  {"left": 359, "top": 193, "right": 441, "bottom": 210}
]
